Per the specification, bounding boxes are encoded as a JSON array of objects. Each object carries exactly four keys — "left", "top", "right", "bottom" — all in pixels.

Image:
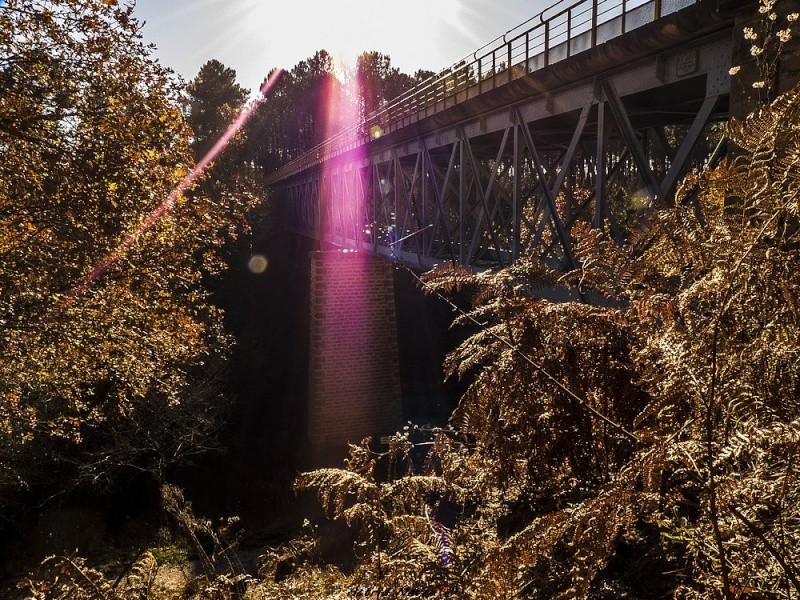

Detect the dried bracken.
[{"left": 287, "top": 32, "right": 800, "bottom": 600}]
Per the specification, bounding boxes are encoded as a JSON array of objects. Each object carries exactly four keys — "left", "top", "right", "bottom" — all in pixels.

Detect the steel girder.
[{"left": 279, "top": 30, "right": 731, "bottom": 271}]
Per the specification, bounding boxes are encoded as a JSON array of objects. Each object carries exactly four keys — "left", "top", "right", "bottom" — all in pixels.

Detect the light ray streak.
[{"left": 42, "top": 69, "right": 284, "bottom": 326}]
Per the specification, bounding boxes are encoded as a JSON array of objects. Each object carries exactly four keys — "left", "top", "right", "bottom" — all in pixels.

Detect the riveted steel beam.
[
  {"left": 660, "top": 93, "right": 720, "bottom": 204},
  {"left": 602, "top": 78, "right": 663, "bottom": 202},
  {"left": 466, "top": 125, "right": 512, "bottom": 266},
  {"left": 515, "top": 108, "right": 576, "bottom": 269}
]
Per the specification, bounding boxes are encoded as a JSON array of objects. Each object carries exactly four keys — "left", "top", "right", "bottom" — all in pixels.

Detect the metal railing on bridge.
[{"left": 267, "top": 0, "right": 697, "bottom": 184}]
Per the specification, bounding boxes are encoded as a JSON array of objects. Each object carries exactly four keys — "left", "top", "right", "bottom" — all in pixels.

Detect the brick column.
[{"left": 307, "top": 251, "right": 403, "bottom": 458}]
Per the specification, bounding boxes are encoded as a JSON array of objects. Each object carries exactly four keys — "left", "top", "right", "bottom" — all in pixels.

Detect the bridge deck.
[{"left": 269, "top": 0, "right": 736, "bottom": 270}]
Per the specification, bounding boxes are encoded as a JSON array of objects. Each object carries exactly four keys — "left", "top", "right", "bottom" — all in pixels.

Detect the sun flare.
[{"left": 133, "top": 0, "right": 488, "bottom": 89}]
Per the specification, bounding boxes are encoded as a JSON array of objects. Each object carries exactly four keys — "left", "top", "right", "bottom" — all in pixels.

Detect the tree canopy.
[
  {"left": 0, "top": 0, "right": 250, "bottom": 510},
  {"left": 186, "top": 59, "right": 248, "bottom": 160}
]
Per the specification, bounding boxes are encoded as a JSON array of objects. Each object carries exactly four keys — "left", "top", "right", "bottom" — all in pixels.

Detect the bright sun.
[
  {"left": 133, "top": 0, "right": 484, "bottom": 89},
  {"left": 238, "top": 0, "right": 473, "bottom": 73}
]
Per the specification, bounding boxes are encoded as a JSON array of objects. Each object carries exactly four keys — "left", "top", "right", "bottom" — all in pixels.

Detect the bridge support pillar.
[{"left": 307, "top": 251, "right": 403, "bottom": 462}]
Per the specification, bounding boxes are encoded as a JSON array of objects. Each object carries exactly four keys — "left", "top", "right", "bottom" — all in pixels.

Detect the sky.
[{"left": 131, "top": 0, "right": 552, "bottom": 93}]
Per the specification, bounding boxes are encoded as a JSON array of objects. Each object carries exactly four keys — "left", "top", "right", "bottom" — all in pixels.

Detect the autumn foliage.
[
  {"left": 281, "top": 8, "right": 800, "bottom": 600},
  {"left": 276, "top": 84, "right": 800, "bottom": 600},
  {"left": 5, "top": 0, "right": 800, "bottom": 598},
  {"left": 0, "top": 0, "right": 254, "bottom": 513}
]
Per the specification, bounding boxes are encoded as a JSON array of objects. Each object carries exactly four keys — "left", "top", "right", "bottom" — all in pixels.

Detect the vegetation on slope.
[{"left": 5, "top": 0, "right": 800, "bottom": 599}]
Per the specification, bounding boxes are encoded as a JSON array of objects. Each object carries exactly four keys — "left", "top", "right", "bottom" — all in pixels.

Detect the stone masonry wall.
[{"left": 307, "top": 251, "right": 403, "bottom": 453}]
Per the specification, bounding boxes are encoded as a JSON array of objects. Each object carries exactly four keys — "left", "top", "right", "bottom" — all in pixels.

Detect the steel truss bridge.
[{"left": 266, "top": 0, "right": 737, "bottom": 270}]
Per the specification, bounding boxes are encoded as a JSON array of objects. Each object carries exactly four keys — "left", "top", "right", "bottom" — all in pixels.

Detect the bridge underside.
[{"left": 275, "top": 2, "right": 733, "bottom": 271}]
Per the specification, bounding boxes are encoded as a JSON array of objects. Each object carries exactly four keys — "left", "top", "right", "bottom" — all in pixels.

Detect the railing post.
[
  {"left": 622, "top": 0, "right": 627, "bottom": 33},
  {"left": 508, "top": 40, "right": 512, "bottom": 83},
  {"left": 655, "top": 0, "right": 662, "bottom": 18},
  {"left": 567, "top": 9, "right": 572, "bottom": 57},
  {"left": 591, "top": 0, "right": 598, "bottom": 47},
  {"left": 544, "top": 21, "right": 550, "bottom": 66},
  {"left": 525, "top": 32, "right": 530, "bottom": 73}
]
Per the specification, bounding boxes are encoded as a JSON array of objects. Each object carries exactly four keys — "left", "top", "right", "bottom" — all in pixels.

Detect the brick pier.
[{"left": 307, "top": 251, "right": 403, "bottom": 461}]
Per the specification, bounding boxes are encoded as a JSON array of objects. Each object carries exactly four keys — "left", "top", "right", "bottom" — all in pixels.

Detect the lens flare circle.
[
  {"left": 248, "top": 254, "right": 269, "bottom": 274},
  {"left": 629, "top": 188, "right": 651, "bottom": 210}
]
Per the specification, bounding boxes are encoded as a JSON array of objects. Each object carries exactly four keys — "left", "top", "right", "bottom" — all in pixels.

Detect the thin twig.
[{"left": 729, "top": 503, "right": 800, "bottom": 597}]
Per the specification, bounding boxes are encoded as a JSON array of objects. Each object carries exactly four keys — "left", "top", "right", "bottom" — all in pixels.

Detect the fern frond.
[
  {"left": 386, "top": 475, "right": 466, "bottom": 512},
  {"left": 294, "top": 468, "right": 379, "bottom": 519},
  {"left": 121, "top": 551, "right": 157, "bottom": 599}
]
